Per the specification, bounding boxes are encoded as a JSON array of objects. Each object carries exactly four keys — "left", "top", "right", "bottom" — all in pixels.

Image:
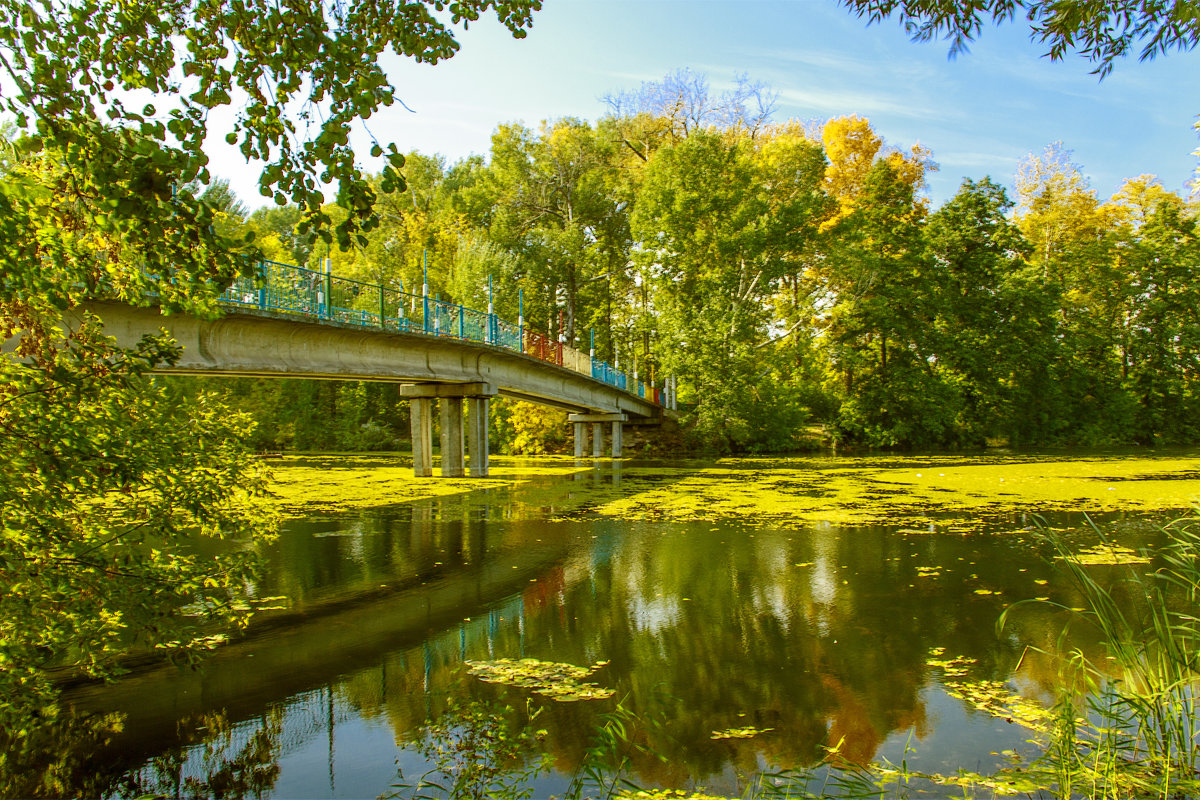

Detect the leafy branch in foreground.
[
  {"left": 0, "top": 0, "right": 541, "bottom": 252},
  {"left": 839, "top": 0, "right": 1200, "bottom": 77},
  {"left": 0, "top": 313, "right": 278, "bottom": 792}
]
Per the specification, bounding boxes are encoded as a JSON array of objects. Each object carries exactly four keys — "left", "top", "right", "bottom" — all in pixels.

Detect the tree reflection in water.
[{"left": 35, "top": 478, "right": 1182, "bottom": 798}]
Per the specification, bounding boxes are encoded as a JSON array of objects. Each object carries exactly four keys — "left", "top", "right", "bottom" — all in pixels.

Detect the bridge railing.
[
  {"left": 215, "top": 258, "right": 671, "bottom": 406},
  {"left": 523, "top": 329, "right": 562, "bottom": 366},
  {"left": 591, "top": 359, "right": 627, "bottom": 391},
  {"left": 491, "top": 316, "right": 521, "bottom": 352}
]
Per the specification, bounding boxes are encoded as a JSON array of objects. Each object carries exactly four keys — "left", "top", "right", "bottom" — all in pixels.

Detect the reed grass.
[{"left": 994, "top": 509, "right": 1200, "bottom": 798}]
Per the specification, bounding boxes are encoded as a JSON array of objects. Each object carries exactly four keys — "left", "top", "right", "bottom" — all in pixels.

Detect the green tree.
[
  {"left": 1015, "top": 145, "right": 1137, "bottom": 442},
  {"left": 490, "top": 119, "right": 628, "bottom": 348},
  {"left": 248, "top": 205, "right": 317, "bottom": 267},
  {"left": 823, "top": 159, "right": 957, "bottom": 447},
  {"left": 633, "top": 127, "right": 825, "bottom": 450},
  {"left": 922, "top": 177, "right": 1060, "bottom": 445},
  {"left": 1120, "top": 199, "right": 1200, "bottom": 442}
]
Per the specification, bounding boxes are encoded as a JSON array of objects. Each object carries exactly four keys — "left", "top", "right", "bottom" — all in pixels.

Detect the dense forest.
[{"left": 186, "top": 72, "right": 1200, "bottom": 454}]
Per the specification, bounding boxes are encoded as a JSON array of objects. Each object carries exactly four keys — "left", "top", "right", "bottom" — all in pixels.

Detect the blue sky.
[{"left": 218, "top": 0, "right": 1200, "bottom": 210}]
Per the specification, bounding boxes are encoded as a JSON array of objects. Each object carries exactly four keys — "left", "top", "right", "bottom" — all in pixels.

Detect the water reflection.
[{"left": 49, "top": 464, "right": 1174, "bottom": 798}]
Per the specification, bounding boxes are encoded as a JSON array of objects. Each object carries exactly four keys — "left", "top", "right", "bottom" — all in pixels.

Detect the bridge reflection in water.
[{"left": 55, "top": 461, "right": 1140, "bottom": 798}]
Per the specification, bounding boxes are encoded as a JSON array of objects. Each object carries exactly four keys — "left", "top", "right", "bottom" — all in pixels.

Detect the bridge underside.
[{"left": 74, "top": 302, "right": 662, "bottom": 477}]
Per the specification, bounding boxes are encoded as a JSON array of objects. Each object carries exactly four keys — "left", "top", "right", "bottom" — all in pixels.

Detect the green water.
[{"left": 58, "top": 454, "right": 1200, "bottom": 798}]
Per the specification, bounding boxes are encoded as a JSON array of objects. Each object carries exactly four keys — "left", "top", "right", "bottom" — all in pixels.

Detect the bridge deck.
[{"left": 77, "top": 301, "right": 662, "bottom": 421}]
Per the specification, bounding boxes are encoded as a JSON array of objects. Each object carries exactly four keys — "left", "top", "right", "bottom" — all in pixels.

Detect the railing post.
[
  {"left": 257, "top": 260, "right": 267, "bottom": 310},
  {"left": 487, "top": 275, "right": 495, "bottom": 346},
  {"left": 324, "top": 268, "right": 332, "bottom": 321},
  {"left": 458, "top": 304, "right": 465, "bottom": 340},
  {"left": 518, "top": 288, "right": 524, "bottom": 354},
  {"left": 379, "top": 285, "right": 386, "bottom": 329},
  {"left": 422, "top": 256, "right": 430, "bottom": 334}
]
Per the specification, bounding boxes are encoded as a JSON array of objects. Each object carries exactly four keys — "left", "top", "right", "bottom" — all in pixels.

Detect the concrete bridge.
[{"left": 77, "top": 281, "right": 674, "bottom": 477}]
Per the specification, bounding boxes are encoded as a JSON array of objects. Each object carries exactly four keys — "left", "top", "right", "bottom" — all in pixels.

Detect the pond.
[{"left": 61, "top": 451, "right": 1200, "bottom": 798}]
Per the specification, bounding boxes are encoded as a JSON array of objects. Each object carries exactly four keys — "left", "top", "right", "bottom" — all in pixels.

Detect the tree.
[
  {"left": 0, "top": 0, "right": 543, "bottom": 783},
  {"left": 822, "top": 158, "right": 956, "bottom": 446},
  {"left": 820, "top": 115, "right": 934, "bottom": 232},
  {"left": 490, "top": 119, "right": 627, "bottom": 347},
  {"left": 1014, "top": 144, "right": 1137, "bottom": 441},
  {"left": 839, "top": 0, "right": 1200, "bottom": 77},
  {"left": 603, "top": 68, "right": 778, "bottom": 143},
  {"left": 632, "top": 127, "right": 825, "bottom": 449},
  {"left": 922, "top": 177, "right": 1059, "bottom": 445},
  {"left": 1115, "top": 191, "right": 1200, "bottom": 441},
  {"left": 0, "top": 0, "right": 540, "bottom": 255}
]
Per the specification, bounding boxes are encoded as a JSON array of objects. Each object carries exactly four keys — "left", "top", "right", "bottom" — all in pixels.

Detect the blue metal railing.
[{"left": 217, "top": 259, "right": 650, "bottom": 401}]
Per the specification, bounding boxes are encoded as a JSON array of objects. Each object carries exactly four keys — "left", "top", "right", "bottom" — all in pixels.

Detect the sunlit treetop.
[
  {"left": 0, "top": 0, "right": 541, "bottom": 253},
  {"left": 839, "top": 0, "right": 1200, "bottom": 77}
]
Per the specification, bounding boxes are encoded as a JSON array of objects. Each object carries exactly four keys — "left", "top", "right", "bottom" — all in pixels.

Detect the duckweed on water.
[
  {"left": 925, "top": 649, "right": 1055, "bottom": 733},
  {"left": 266, "top": 453, "right": 588, "bottom": 516},
  {"left": 266, "top": 452, "right": 1200, "bottom": 529},
  {"left": 709, "top": 726, "right": 774, "bottom": 740},
  {"left": 1062, "top": 544, "right": 1151, "bottom": 565},
  {"left": 465, "top": 658, "right": 615, "bottom": 702},
  {"left": 588, "top": 454, "right": 1200, "bottom": 529}
]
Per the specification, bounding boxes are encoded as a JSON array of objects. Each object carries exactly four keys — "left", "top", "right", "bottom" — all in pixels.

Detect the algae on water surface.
[
  {"left": 265, "top": 452, "right": 1200, "bottom": 530},
  {"left": 587, "top": 453, "right": 1200, "bottom": 530},
  {"left": 266, "top": 453, "right": 590, "bottom": 516}
]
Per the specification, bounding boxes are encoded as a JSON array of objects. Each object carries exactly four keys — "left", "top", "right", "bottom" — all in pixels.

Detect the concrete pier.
[
  {"left": 569, "top": 413, "right": 626, "bottom": 458},
  {"left": 573, "top": 422, "right": 587, "bottom": 458},
  {"left": 439, "top": 397, "right": 465, "bottom": 477},
  {"left": 409, "top": 397, "right": 434, "bottom": 477},
  {"left": 400, "top": 383, "right": 497, "bottom": 478},
  {"left": 467, "top": 397, "right": 490, "bottom": 477}
]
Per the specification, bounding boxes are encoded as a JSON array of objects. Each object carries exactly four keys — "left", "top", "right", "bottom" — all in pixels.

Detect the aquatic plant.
[
  {"left": 992, "top": 510, "right": 1200, "bottom": 798},
  {"left": 466, "top": 658, "right": 615, "bottom": 702},
  {"left": 387, "top": 699, "right": 550, "bottom": 800}
]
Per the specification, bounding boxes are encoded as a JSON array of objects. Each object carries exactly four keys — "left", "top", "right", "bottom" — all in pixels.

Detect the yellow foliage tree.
[
  {"left": 1104, "top": 174, "right": 1185, "bottom": 230},
  {"left": 506, "top": 400, "right": 568, "bottom": 455},
  {"left": 820, "top": 115, "right": 934, "bottom": 231},
  {"left": 1014, "top": 142, "right": 1114, "bottom": 279}
]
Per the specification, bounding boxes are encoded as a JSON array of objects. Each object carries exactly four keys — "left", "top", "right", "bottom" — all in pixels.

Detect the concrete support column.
[
  {"left": 467, "top": 397, "right": 490, "bottom": 478},
  {"left": 439, "top": 397, "right": 465, "bottom": 477},
  {"left": 569, "top": 412, "right": 628, "bottom": 460},
  {"left": 573, "top": 422, "right": 587, "bottom": 458},
  {"left": 410, "top": 397, "right": 434, "bottom": 477},
  {"left": 401, "top": 382, "right": 496, "bottom": 479}
]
